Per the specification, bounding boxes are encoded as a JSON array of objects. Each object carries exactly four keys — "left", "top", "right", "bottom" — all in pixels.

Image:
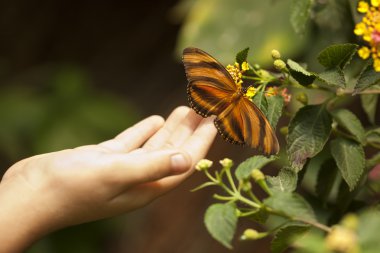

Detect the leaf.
[
  {"left": 355, "top": 60, "right": 380, "bottom": 91},
  {"left": 267, "top": 167, "right": 298, "bottom": 192},
  {"left": 271, "top": 223, "right": 310, "bottom": 253},
  {"left": 316, "top": 68, "right": 346, "bottom": 88},
  {"left": 247, "top": 208, "right": 269, "bottom": 224},
  {"left": 331, "top": 109, "right": 366, "bottom": 144},
  {"left": 204, "top": 203, "right": 237, "bottom": 249},
  {"left": 235, "top": 155, "right": 278, "bottom": 181},
  {"left": 366, "top": 128, "right": 380, "bottom": 146},
  {"left": 290, "top": 0, "right": 313, "bottom": 35},
  {"left": 264, "top": 191, "right": 315, "bottom": 221},
  {"left": 317, "top": 43, "right": 358, "bottom": 69},
  {"left": 330, "top": 138, "right": 365, "bottom": 191},
  {"left": 357, "top": 209, "right": 380, "bottom": 253},
  {"left": 360, "top": 93, "right": 378, "bottom": 124},
  {"left": 315, "top": 158, "right": 338, "bottom": 204},
  {"left": 252, "top": 90, "right": 268, "bottom": 115},
  {"left": 266, "top": 95, "right": 284, "bottom": 129},
  {"left": 287, "top": 104, "right": 332, "bottom": 172},
  {"left": 287, "top": 59, "right": 315, "bottom": 86},
  {"left": 235, "top": 47, "right": 249, "bottom": 65}
]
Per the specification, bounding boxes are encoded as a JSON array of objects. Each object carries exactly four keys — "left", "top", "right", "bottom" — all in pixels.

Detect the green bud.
[
  {"left": 296, "top": 92, "right": 308, "bottom": 105},
  {"left": 195, "top": 159, "right": 213, "bottom": 171},
  {"left": 241, "top": 229, "right": 268, "bottom": 240},
  {"left": 273, "top": 59, "right": 286, "bottom": 71},
  {"left": 251, "top": 169, "right": 265, "bottom": 182},
  {"left": 253, "top": 63, "right": 261, "bottom": 70},
  {"left": 219, "top": 158, "right": 233, "bottom": 168},
  {"left": 280, "top": 126, "right": 288, "bottom": 135},
  {"left": 240, "top": 180, "right": 252, "bottom": 192},
  {"left": 271, "top": 49, "right": 281, "bottom": 59}
]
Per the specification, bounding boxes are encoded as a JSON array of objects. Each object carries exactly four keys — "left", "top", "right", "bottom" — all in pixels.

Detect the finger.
[
  {"left": 104, "top": 149, "right": 192, "bottom": 187},
  {"left": 98, "top": 115, "right": 164, "bottom": 152},
  {"left": 143, "top": 106, "right": 193, "bottom": 150}
]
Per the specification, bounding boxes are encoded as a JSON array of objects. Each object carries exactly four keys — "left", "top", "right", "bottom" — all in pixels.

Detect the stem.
[
  {"left": 213, "top": 194, "right": 236, "bottom": 201},
  {"left": 225, "top": 168, "right": 238, "bottom": 193},
  {"left": 247, "top": 190, "right": 261, "bottom": 204},
  {"left": 340, "top": 89, "right": 380, "bottom": 95}
]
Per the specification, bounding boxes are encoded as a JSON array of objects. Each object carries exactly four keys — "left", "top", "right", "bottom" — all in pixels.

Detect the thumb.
[{"left": 108, "top": 149, "right": 192, "bottom": 185}]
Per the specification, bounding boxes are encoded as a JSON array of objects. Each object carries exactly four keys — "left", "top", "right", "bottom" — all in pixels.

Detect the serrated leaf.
[
  {"left": 287, "top": 104, "right": 332, "bottom": 172},
  {"left": 366, "top": 128, "right": 380, "bottom": 146},
  {"left": 357, "top": 209, "right": 380, "bottom": 253},
  {"left": 355, "top": 60, "right": 380, "bottom": 91},
  {"left": 290, "top": 0, "right": 313, "bottom": 35},
  {"left": 360, "top": 94, "right": 378, "bottom": 124},
  {"left": 317, "top": 43, "right": 358, "bottom": 69},
  {"left": 267, "top": 167, "right": 298, "bottom": 192},
  {"left": 235, "top": 155, "right": 278, "bottom": 181},
  {"left": 204, "top": 203, "right": 237, "bottom": 249},
  {"left": 252, "top": 90, "right": 268, "bottom": 115},
  {"left": 271, "top": 223, "right": 310, "bottom": 253},
  {"left": 331, "top": 138, "right": 365, "bottom": 191},
  {"left": 315, "top": 158, "right": 338, "bottom": 204},
  {"left": 266, "top": 95, "right": 284, "bottom": 129},
  {"left": 236, "top": 47, "right": 249, "bottom": 65},
  {"left": 331, "top": 109, "right": 366, "bottom": 144},
  {"left": 264, "top": 191, "right": 315, "bottom": 221},
  {"left": 287, "top": 59, "right": 315, "bottom": 86},
  {"left": 316, "top": 68, "right": 346, "bottom": 88}
]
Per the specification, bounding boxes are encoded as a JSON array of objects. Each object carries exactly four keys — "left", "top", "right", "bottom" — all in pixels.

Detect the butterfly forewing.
[
  {"left": 183, "top": 47, "right": 237, "bottom": 117},
  {"left": 182, "top": 47, "right": 280, "bottom": 155}
]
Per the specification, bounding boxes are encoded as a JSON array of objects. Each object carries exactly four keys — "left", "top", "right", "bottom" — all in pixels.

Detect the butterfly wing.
[
  {"left": 214, "top": 96, "right": 279, "bottom": 155},
  {"left": 182, "top": 47, "right": 237, "bottom": 117}
]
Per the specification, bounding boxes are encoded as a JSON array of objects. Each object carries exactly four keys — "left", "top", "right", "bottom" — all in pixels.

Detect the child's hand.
[{"left": 0, "top": 106, "right": 216, "bottom": 252}]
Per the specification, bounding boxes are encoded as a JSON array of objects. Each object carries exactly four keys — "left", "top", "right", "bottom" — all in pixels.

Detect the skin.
[{"left": 0, "top": 106, "right": 217, "bottom": 253}]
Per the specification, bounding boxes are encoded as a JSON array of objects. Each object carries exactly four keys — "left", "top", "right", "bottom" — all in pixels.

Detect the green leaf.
[
  {"left": 331, "top": 109, "right": 366, "bottom": 144},
  {"left": 315, "top": 158, "right": 338, "bottom": 204},
  {"left": 235, "top": 47, "right": 249, "bottom": 65},
  {"left": 287, "top": 59, "right": 315, "bottom": 86},
  {"left": 266, "top": 95, "right": 284, "bottom": 129},
  {"left": 235, "top": 155, "right": 278, "bottom": 181},
  {"left": 360, "top": 93, "right": 378, "bottom": 124},
  {"left": 264, "top": 191, "right": 315, "bottom": 221},
  {"left": 316, "top": 68, "right": 346, "bottom": 88},
  {"left": 246, "top": 208, "right": 269, "bottom": 224},
  {"left": 290, "top": 0, "right": 313, "bottom": 35},
  {"left": 252, "top": 90, "right": 268, "bottom": 115},
  {"left": 271, "top": 223, "right": 310, "bottom": 253},
  {"left": 267, "top": 167, "right": 298, "bottom": 192},
  {"left": 355, "top": 60, "right": 380, "bottom": 91},
  {"left": 317, "top": 43, "right": 358, "bottom": 69},
  {"left": 330, "top": 138, "right": 365, "bottom": 191},
  {"left": 204, "top": 203, "right": 237, "bottom": 249},
  {"left": 287, "top": 104, "right": 332, "bottom": 172},
  {"left": 357, "top": 209, "right": 380, "bottom": 253},
  {"left": 366, "top": 128, "right": 380, "bottom": 146},
  {"left": 293, "top": 231, "right": 329, "bottom": 253}
]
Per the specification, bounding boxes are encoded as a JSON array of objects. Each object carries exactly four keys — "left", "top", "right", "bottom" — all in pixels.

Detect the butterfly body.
[{"left": 182, "top": 47, "right": 279, "bottom": 155}]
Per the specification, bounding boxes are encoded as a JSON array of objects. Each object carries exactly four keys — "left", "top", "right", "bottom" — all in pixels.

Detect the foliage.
[{"left": 190, "top": 1, "right": 380, "bottom": 250}]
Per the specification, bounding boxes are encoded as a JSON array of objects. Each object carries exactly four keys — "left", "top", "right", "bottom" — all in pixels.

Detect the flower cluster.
[
  {"left": 265, "top": 87, "right": 292, "bottom": 103},
  {"left": 226, "top": 61, "right": 249, "bottom": 86},
  {"left": 355, "top": 0, "right": 380, "bottom": 71}
]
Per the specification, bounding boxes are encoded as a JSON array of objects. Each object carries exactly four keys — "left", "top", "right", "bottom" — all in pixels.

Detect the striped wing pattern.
[{"left": 182, "top": 47, "right": 279, "bottom": 155}]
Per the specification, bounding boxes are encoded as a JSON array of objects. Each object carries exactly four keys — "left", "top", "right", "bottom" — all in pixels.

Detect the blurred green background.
[{"left": 0, "top": 0, "right": 354, "bottom": 252}]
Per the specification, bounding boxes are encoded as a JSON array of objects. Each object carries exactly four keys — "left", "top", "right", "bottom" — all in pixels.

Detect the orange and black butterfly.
[{"left": 182, "top": 47, "right": 279, "bottom": 155}]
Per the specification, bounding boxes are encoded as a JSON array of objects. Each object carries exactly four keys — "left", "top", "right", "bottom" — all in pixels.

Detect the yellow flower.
[
  {"left": 265, "top": 87, "right": 276, "bottom": 97},
  {"left": 195, "top": 159, "right": 213, "bottom": 171},
  {"left": 358, "top": 1, "right": 369, "bottom": 13},
  {"left": 372, "top": 0, "right": 380, "bottom": 7},
  {"left": 354, "top": 22, "right": 367, "bottom": 35},
  {"left": 374, "top": 58, "right": 380, "bottom": 71},
  {"left": 241, "top": 61, "right": 249, "bottom": 71},
  {"left": 358, "top": 46, "right": 371, "bottom": 59},
  {"left": 245, "top": 86, "right": 257, "bottom": 99}
]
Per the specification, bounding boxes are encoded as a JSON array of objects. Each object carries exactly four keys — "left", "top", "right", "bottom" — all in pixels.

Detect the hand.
[{"left": 0, "top": 106, "right": 216, "bottom": 252}]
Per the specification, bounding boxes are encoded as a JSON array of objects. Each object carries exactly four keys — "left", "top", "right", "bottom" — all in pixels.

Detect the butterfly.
[{"left": 182, "top": 47, "right": 279, "bottom": 155}]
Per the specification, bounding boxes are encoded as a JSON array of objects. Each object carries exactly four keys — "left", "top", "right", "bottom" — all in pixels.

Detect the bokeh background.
[{"left": 0, "top": 0, "right": 358, "bottom": 252}]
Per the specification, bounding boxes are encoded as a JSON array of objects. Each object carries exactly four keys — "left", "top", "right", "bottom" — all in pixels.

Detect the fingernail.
[{"left": 171, "top": 153, "right": 190, "bottom": 173}]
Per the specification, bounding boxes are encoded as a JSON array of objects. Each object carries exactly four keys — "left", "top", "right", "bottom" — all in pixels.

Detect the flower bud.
[
  {"left": 251, "top": 169, "right": 265, "bottom": 182},
  {"left": 271, "top": 49, "right": 281, "bottom": 59},
  {"left": 326, "top": 226, "right": 358, "bottom": 253},
  {"left": 296, "top": 92, "right": 308, "bottom": 105},
  {"left": 219, "top": 158, "right": 233, "bottom": 168},
  {"left": 341, "top": 213, "right": 358, "bottom": 230},
  {"left": 240, "top": 180, "right": 252, "bottom": 192},
  {"left": 241, "top": 229, "right": 267, "bottom": 240},
  {"left": 274, "top": 59, "right": 286, "bottom": 71},
  {"left": 195, "top": 159, "right": 213, "bottom": 171}
]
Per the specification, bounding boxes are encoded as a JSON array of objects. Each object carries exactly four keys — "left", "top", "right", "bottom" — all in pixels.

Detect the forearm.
[{"left": 0, "top": 177, "right": 52, "bottom": 253}]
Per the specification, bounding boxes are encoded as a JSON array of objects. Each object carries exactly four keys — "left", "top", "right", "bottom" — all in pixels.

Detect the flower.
[
  {"left": 195, "top": 159, "right": 213, "bottom": 171},
  {"left": 245, "top": 86, "right": 257, "bottom": 99},
  {"left": 265, "top": 87, "right": 279, "bottom": 97},
  {"left": 226, "top": 62, "right": 243, "bottom": 86},
  {"left": 219, "top": 158, "right": 233, "bottom": 168},
  {"left": 271, "top": 49, "right": 281, "bottom": 59},
  {"left": 241, "top": 61, "right": 250, "bottom": 71},
  {"left": 281, "top": 88, "right": 292, "bottom": 103},
  {"left": 355, "top": 1, "right": 380, "bottom": 71},
  {"left": 273, "top": 59, "right": 286, "bottom": 71}
]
